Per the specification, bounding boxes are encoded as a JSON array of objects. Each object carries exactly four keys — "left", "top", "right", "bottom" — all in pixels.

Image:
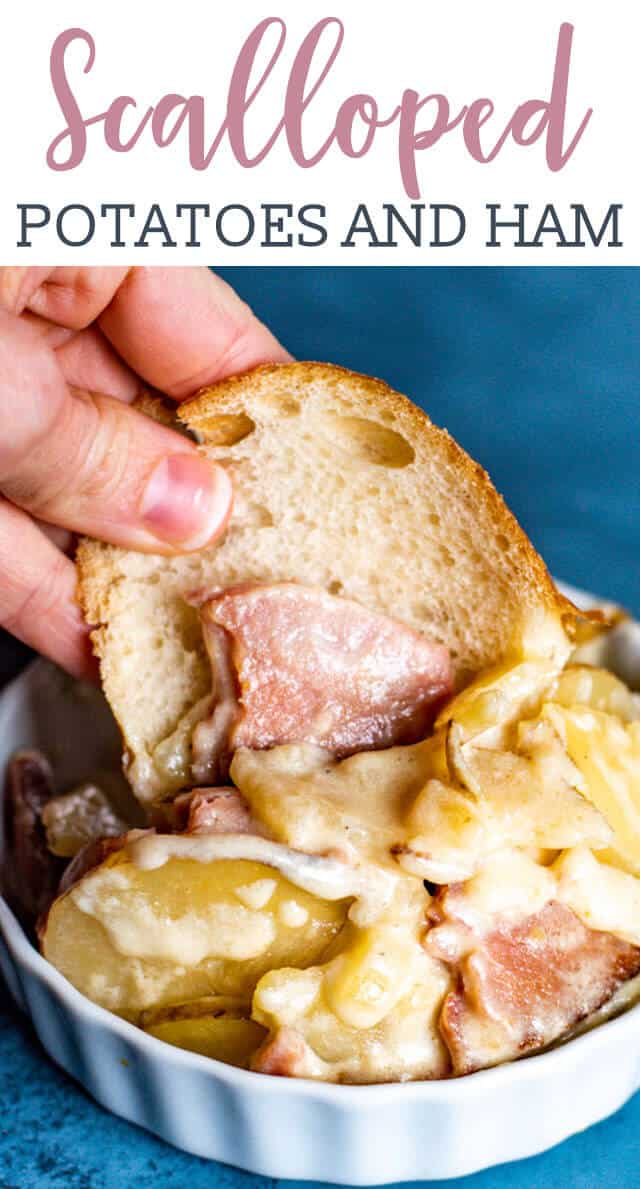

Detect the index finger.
[
  {"left": 0, "top": 266, "right": 291, "bottom": 400},
  {"left": 101, "top": 267, "right": 292, "bottom": 399}
]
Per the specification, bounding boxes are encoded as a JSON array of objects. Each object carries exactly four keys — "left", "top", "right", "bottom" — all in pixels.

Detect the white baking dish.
[{"left": 1, "top": 586, "right": 639, "bottom": 1184}]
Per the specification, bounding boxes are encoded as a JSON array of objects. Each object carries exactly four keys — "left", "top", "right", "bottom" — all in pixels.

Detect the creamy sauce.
[
  {"left": 554, "top": 847, "right": 640, "bottom": 946},
  {"left": 71, "top": 867, "right": 276, "bottom": 965},
  {"left": 128, "top": 831, "right": 398, "bottom": 924},
  {"left": 235, "top": 878, "right": 277, "bottom": 910},
  {"left": 435, "top": 845, "right": 640, "bottom": 947},
  {"left": 230, "top": 740, "right": 434, "bottom": 869},
  {"left": 252, "top": 892, "right": 452, "bottom": 1081},
  {"left": 279, "top": 900, "right": 309, "bottom": 928}
]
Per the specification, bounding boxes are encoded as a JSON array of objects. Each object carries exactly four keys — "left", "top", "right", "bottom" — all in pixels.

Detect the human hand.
[{"left": 0, "top": 266, "right": 289, "bottom": 680}]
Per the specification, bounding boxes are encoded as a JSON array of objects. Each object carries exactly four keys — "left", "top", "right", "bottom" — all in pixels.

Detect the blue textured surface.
[{"left": 1, "top": 267, "right": 639, "bottom": 1188}]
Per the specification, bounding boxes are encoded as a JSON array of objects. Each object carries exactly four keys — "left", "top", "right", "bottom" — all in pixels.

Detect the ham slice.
[
  {"left": 193, "top": 583, "right": 452, "bottom": 781},
  {"left": 427, "top": 889, "right": 640, "bottom": 1075},
  {"left": 183, "top": 788, "right": 252, "bottom": 835},
  {"left": 152, "top": 788, "right": 252, "bottom": 834},
  {"left": 250, "top": 1026, "right": 312, "bottom": 1077}
]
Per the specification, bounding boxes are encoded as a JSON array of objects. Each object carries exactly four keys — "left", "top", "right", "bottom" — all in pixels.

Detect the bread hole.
[
  {"left": 280, "top": 397, "right": 300, "bottom": 417},
  {"left": 248, "top": 503, "right": 274, "bottom": 528},
  {"left": 258, "top": 393, "right": 300, "bottom": 417},
  {"left": 327, "top": 416, "right": 415, "bottom": 468},
  {"left": 496, "top": 533, "right": 511, "bottom": 552},
  {"left": 428, "top": 512, "right": 441, "bottom": 528},
  {"left": 198, "top": 412, "right": 255, "bottom": 446},
  {"left": 439, "top": 547, "right": 455, "bottom": 568},
  {"left": 328, "top": 579, "right": 344, "bottom": 596}
]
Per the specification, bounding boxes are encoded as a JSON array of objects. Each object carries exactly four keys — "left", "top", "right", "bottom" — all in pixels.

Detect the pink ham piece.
[
  {"left": 426, "top": 890, "right": 640, "bottom": 1075},
  {"left": 152, "top": 788, "right": 252, "bottom": 834},
  {"left": 251, "top": 1026, "right": 312, "bottom": 1077},
  {"left": 192, "top": 582, "right": 453, "bottom": 782},
  {"left": 183, "top": 788, "right": 252, "bottom": 835}
]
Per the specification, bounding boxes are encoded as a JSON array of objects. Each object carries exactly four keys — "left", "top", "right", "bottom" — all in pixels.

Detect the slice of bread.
[{"left": 77, "top": 362, "right": 570, "bottom": 804}]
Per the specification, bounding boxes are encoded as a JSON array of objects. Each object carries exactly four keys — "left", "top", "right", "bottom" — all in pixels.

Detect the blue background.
[{"left": 1, "top": 267, "right": 639, "bottom": 1187}]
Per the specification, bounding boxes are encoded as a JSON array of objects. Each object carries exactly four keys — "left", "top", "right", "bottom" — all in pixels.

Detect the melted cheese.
[
  {"left": 235, "top": 879, "right": 277, "bottom": 910},
  {"left": 278, "top": 900, "right": 309, "bottom": 928},
  {"left": 438, "top": 846, "right": 640, "bottom": 948},
  {"left": 128, "top": 831, "right": 399, "bottom": 925},
  {"left": 70, "top": 864, "right": 276, "bottom": 965},
  {"left": 253, "top": 888, "right": 451, "bottom": 1082},
  {"left": 554, "top": 847, "right": 640, "bottom": 946},
  {"left": 444, "top": 850, "right": 558, "bottom": 928}
]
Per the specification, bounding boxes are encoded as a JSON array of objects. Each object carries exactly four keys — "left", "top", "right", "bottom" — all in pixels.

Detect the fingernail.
[{"left": 140, "top": 454, "right": 232, "bottom": 549}]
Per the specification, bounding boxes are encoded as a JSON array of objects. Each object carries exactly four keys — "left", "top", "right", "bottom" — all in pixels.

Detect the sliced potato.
[
  {"left": 142, "top": 996, "right": 266, "bottom": 1067},
  {"left": 409, "top": 658, "right": 564, "bottom": 797},
  {"left": 542, "top": 703, "right": 640, "bottom": 874},
  {"left": 553, "top": 847, "right": 640, "bottom": 947},
  {"left": 41, "top": 783, "right": 128, "bottom": 858},
  {"left": 42, "top": 846, "right": 348, "bottom": 1019},
  {"left": 401, "top": 780, "right": 486, "bottom": 882},
  {"left": 434, "top": 659, "right": 559, "bottom": 745},
  {"left": 402, "top": 719, "right": 610, "bottom": 883},
  {"left": 550, "top": 665, "right": 640, "bottom": 722}
]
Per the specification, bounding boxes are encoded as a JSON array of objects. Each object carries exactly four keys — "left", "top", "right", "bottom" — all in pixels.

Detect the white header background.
[{"left": 0, "top": 1, "right": 637, "bottom": 264}]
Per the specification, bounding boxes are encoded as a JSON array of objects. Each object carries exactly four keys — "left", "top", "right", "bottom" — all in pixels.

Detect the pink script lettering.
[{"left": 47, "top": 20, "right": 593, "bottom": 199}]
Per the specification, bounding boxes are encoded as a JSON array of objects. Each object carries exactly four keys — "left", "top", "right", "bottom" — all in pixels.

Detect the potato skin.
[
  {"left": 36, "top": 834, "right": 128, "bottom": 944},
  {"left": 57, "top": 834, "right": 129, "bottom": 895}
]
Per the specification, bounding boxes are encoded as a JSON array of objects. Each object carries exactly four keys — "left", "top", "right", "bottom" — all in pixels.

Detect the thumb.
[{"left": 0, "top": 313, "right": 232, "bottom": 553}]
